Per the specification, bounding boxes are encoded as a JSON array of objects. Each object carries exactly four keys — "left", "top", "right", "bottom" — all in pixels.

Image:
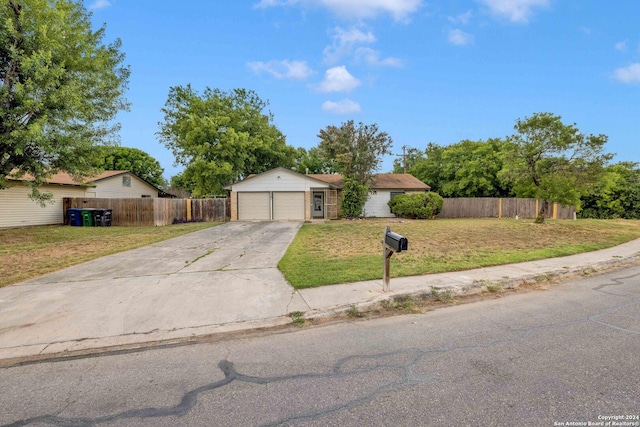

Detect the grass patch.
[
  {"left": 0, "top": 222, "right": 221, "bottom": 287},
  {"left": 279, "top": 218, "right": 640, "bottom": 289},
  {"left": 485, "top": 282, "right": 503, "bottom": 293},
  {"left": 346, "top": 305, "right": 363, "bottom": 318},
  {"left": 430, "top": 288, "right": 455, "bottom": 303},
  {"left": 289, "top": 311, "right": 306, "bottom": 326},
  {"left": 380, "top": 296, "right": 423, "bottom": 313}
]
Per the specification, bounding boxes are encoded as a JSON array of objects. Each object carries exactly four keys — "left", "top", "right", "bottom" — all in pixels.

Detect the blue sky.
[{"left": 88, "top": 0, "right": 640, "bottom": 181}]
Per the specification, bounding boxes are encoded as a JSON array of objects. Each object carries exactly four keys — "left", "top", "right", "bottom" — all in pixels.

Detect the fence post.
[{"left": 186, "top": 198, "right": 192, "bottom": 221}]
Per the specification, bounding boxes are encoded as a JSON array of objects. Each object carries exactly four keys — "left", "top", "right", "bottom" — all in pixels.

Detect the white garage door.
[
  {"left": 273, "top": 192, "right": 305, "bottom": 220},
  {"left": 238, "top": 192, "right": 270, "bottom": 220}
]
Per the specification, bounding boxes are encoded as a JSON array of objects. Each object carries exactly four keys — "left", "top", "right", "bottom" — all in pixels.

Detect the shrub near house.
[{"left": 388, "top": 192, "right": 444, "bottom": 219}]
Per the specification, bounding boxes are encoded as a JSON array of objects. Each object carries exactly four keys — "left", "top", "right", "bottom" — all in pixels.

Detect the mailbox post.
[{"left": 382, "top": 226, "right": 408, "bottom": 292}]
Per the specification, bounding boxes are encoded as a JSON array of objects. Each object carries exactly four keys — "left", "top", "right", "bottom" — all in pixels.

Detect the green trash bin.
[{"left": 80, "top": 208, "right": 95, "bottom": 226}]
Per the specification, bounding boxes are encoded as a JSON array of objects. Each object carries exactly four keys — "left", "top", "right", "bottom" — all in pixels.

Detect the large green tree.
[
  {"left": 437, "top": 138, "right": 511, "bottom": 197},
  {"left": 317, "top": 120, "right": 393, "bottom": 217},
  {"left": 93, "top": 146, "right": 165, "bottom": 188},
  {"left": 318, "top": 120, "right": 392, "bottom": 184},
  {"left": 500, "top": 112, "right": 611, "bottom": 209},
  {"left": 409, "top": 140, "right": 512, "bottom": 197},
  {"left": 157, "top": 86, "right": 295, "bottom": 197},
  {"left": 408, "top": 143, "right": 446, "bottom": 193},
  {"left": 292, "top": 146, "right": 336, "bottom": 175},
  {"left": 580, "top": 162, "right": 640, "bottom": 219},
  {"left": 1, "top": 0, "right": 130, "bottom": 201}
]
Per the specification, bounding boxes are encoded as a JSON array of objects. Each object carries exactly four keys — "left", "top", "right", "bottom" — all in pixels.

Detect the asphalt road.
[{"left": 1, "top": 263, "right": 639, "bottom": 427}]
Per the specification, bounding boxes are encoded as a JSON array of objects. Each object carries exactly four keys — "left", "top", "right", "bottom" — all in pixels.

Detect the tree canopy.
[
  {"left": 317, "top": 120, "right": 393, "bottom": 217},
  {"left": 317, "top": 120, "right": 392, "bottom": 184},
  {"left": 1, "top": 0, "right": 130, "bottom": 201},
  {"left": 407, "top": 140, "right": 512, "bottom": 198},
  {"left": 157, "top": 86, "right": 296, "bottom": 197},
  {"left": 580, "top": 162, "right": 640, "bottom": 219},
  {"left": 500, "top": 112, "right": 611, "bottom": 207},
  {"left": 292, "top": 147, "right": 336, "bottom": 175},
  {"left": 93, "top": 146, "right": 165, "bottom": 188}
]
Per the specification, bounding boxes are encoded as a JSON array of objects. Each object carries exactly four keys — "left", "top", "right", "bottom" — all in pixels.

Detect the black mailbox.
[{"left": 385, "top": 231, "right": 408, "bottom": 252}]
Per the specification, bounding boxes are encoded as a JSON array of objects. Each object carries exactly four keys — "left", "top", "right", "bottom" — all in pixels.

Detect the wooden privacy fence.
[
  {"left": 63, "top": 198, "right": 230, "bottom": 226},
  {"left": 438, "top": 198, "right": 576, "bottom": 220}
]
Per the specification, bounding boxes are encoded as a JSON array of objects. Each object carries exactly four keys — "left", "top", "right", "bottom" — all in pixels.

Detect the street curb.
[
  {"left": 2, "top": 253, "right": 639, "bottom": 369},
  {"left": 300, "top": 254, "right": 640, "bottom": 321}
]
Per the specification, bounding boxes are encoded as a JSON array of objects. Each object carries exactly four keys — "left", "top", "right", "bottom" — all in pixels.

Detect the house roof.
[
  {"left": 87, "top": 170, "right": 131, "bottom": 182},
  {"left": 6, "top": 170, "right": 173, "bottom": 196},
  {"left": 6, "top": 171, "right": 95, "bottom": 187},
  {"left": 309, "top": 173, "right": 430, "bottom": 190},
  {"left": 224, "top": 167, "right": 340, "bottom": 190}
]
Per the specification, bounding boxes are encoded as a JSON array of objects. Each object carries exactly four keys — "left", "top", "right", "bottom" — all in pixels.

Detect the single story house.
[
  {"left": 225, "top": 167, "right": 430, "bottom": 221},
  {"left": 0, "top": 170, "right": 168, "bottom": 228}
]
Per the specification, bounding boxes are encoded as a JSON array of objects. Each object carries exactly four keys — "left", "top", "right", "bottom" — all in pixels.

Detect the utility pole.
[{"left": 395, "top": 145, "right": 407, "bottom": 174}]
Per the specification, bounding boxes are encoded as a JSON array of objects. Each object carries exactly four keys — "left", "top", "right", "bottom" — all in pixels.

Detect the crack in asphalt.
[
  {"left": 588, "top": 300, "right": 640, "bottom": 335},
  {"left": 7, "top": 305, "right": 635, "bottom": 427},
  {"left": 4, "top": 260, "right": 637, "bottom": 426},
  {"left": 592, "top": 271, "right": 640, "bottom": 295}
]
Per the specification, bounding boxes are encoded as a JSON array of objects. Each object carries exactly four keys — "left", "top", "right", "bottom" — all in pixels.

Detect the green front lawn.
[{"left": 278, "top": 218, "right": 640, "bottom": 288}]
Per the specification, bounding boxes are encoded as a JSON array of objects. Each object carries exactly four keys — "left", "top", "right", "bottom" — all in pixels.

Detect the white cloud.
[
  {"left": 248, "top": 60, "right": 313, "bottom": 80},
  {"left": 317, "top": 66, "right": 361, "bottom": 93},
  {"left": 448, "top": 10, "right": 473, "bottom": 25},
  {"left": 322, "top": 99, "right": 362, "bottom": 114},
  {"left": 579, "top": 26, "right": 592, "bottom": 35},
  {"left": 448, "top": 29, "right": 474, "bottom": 46},
  {"left": 324, "top": 27, "right": 376, "bottom": 63},
  {"left": 355, "top": 47, "right": 403, "bottom": 67},
  {"left": 476, "top": 0, "right": 549, "bottom": 23},
  {"left": 615, "top": 41, "right": 628, "bottom": 52},
  {"left": 89, "top": 0, "right": 111, "bottom": 10},
  {"left": 613, "top": 63, "right": 640, "bottom": 84},
  {"left": 254, "top": 0, "right": 423, "bottom": 22}
]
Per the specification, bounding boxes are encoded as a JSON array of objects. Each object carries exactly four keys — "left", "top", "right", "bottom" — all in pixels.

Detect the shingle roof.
[
  {"left": 308, "top": 173, "right": 430, "bottom": 190},
  {"left": 224, "top": 167, "right": 340, "bottom": 190},
  {"left": 7, "top": 171, "right": 90, "bottom": 186},
  {"left": 7, "top": 169, "right": 175, "bottom": 197},
  {"left": 9, "top": 170, "right": 129, "bottom": 186}
]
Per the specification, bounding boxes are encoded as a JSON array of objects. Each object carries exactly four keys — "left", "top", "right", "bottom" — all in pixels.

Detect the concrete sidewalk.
[{"left": 1, "top": 223, "right": 639, "bottom": 365}]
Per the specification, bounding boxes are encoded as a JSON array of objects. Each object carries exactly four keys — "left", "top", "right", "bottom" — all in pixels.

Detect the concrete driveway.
[{"left": 0, "top": 221, "right": 307, "bottom": 359}]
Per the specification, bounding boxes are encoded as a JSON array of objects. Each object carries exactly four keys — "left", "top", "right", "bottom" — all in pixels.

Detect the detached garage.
[{"left": 226, "top": 168, "right": 337, "bottom": 221}]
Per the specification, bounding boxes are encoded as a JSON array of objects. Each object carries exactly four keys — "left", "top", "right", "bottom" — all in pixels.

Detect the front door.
[{"left": 312, "top": 192, "right": 324, "bottom": 218}]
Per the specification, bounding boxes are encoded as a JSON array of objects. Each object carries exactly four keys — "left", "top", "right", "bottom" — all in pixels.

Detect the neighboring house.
[
  {"left": 225, "top": 167, "right": 430, "bottom": 221},
  {"left": 0, "top": 170, "right": 169, "bottom": 228},
  {"left": 84, "top": 171, "right": 167, "bottom": 199}
]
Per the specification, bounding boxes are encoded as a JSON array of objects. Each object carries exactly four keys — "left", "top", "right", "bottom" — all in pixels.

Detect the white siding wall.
[
  {"left": 231, "top": 169, "right": 329, "bottom": 192},
  {"left": 363, "top": 190, "right": 395, "bottom": 218},
  {"left": 0, "top": 184, "right": 91, "bottom": 228},
  {"left": 93, "top": 174, "right": 158, "bottom": 198}
]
